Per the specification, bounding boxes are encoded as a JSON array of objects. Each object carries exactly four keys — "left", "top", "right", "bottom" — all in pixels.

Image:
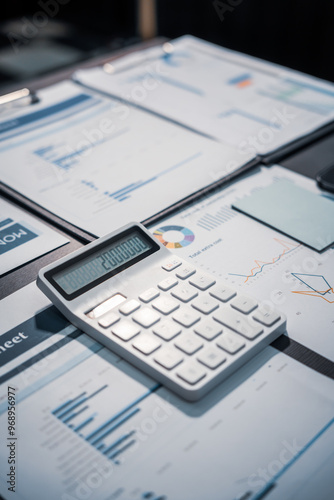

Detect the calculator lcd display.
[{"left": 51, "top": 230, "right": 155, "bottom": 298}]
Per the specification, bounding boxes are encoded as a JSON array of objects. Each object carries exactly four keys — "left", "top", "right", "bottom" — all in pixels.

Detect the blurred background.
[{"left": 1, "top": 0, "right": 334, "bottom": 92}]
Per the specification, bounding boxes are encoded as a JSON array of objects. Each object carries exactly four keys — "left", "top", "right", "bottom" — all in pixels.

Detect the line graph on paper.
[
  {"left": 229, "top": 238, "right": 301, "bottom": 284},
  {"left": 291, "top": 273, "right": 334, "bottom": 304}
]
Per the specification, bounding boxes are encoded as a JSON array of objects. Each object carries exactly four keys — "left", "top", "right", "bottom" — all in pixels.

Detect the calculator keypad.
[{"left": 95, "top": 257, "right": 285, "bottom": 399}]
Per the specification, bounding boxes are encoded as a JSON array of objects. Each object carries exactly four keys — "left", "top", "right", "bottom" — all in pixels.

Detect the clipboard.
[{"left": 1, "top": 36, "right": 334, "bottom": 244}]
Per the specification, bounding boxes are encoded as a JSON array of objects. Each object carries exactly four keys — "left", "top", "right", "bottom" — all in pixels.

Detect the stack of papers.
[
  {"left": 1, "top": 35, "right": 334, "bottom": 237},
  {"left": 75, "top": 35, "right": 334, "bottom": 156},
  {"left": 0, "top": 80, "right": 253, "bottom": 237}
]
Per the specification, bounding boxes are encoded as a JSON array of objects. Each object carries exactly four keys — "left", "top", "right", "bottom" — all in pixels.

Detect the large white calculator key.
[
  {"left": 188, "top": 273, "right": 216, "bottom": 291},
  {"left": 173, "top": 306, "right": 200, "bottom": 327},
  {"left": 210, "top": 285, "right": 236, "bottom": 303},
  {"left": 174, "top": 332, "right": 203, "bottom": 355},
  {"left": 253, "top": 308, "right": 281, "bottom": 327},
  {"left": 191, "top": 295, "right": 219, "bottom": 314},
  {"left": 214, "top": 308, "right": 263, "bottom": 339},
  {"left": 171, "top": 284, "right": 198, "bottom": 303},
  {"left": 119, "top": 299, "right": 140, "bottom": 316},
  {"left": 132, "top": 307, "right": 160, "bottom": 328},
  {"left": 139, "top": 288, "right": 160, "bottom": 303},
  {"left": 152, "top": 296, "right": 179, "bottom": 315},
  {"left": 158, "top": 276, "right": 178, "bottom": 291},
  {"left": 194, "top": 319, "right": 222, "bottom": 340},
  {"left": 154, "top": 346, "right": 184, "bottom": 370},
  {"left": 175, "top": 265, "right": 196, "bottom": 280},
  {"left": 231, "top": 295, "right": 258, "bottom": 314},
  {"left": 153, "top": 319, "right": 181, "bottom": 341},
  {"left": 132, "top": 333, "right": 161, "bottom": 355},
  {"left": 161, "top": 258, "right": 182, "bottom": 272},
  {"left": 197, "top": 347, "right": 226, "bottom": 369},
  {"left": 176, "top": 361, "right": 207, "bottom": 385},
  {"left": 98, "top": 312, "right": 120, "bottom": 328},
  {"left": 111, "top": 320, "right": 140, "bottom": 341},
  {"left": 216, "top": 331, "right": 245, "bottom": 354}
]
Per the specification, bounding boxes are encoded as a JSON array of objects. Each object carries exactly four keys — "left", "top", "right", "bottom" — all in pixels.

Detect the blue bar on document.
[
  {"left": 103, "top": 430, "right": 136, "bottom": 456},
  {"left": 108, "top": 439, "right": 136, "bottom": 460},
  {"left": 63, "top": 405, "right": 89, "bottom": 424},
  {"left": 73, "top": 414, "right": 97, "bottom": 433},
  {"left": 52, "top": 391, "right": 87, "bottom": 415},
  {"left": 89, "top": 408, "right": 140, "bottom": 447}
]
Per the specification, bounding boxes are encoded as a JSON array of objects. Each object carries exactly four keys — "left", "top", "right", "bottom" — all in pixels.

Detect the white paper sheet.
[
  {"left": 0, "top": 80, "right": 253, "bottom": 238},
  {"left": 150, "top": 165, "right": 334, "bottom": 361},
  {"left": 75, "top": 35, "right": 334, "bottom": 155},
  {"left": 0, "top": 198, "right": 69, "bottom": 275},
  {"left": 0, "top": 283, "right": 333, "bottom": 500}
]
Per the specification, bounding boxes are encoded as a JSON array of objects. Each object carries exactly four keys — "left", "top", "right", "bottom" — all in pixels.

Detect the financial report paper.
[
  {"left": 75, "top": 35, "right": 334, "bottom": 156},
  {"left": 150, "top": 165, "right": 334, "bottom": 362},
  {"left": 0, "top": 80, "right": 253, "bottom": 237},
  {"left": 0, "top": 283, "right": 333, "bottom": 500},
  {"left": 0, "top": 197, "right": 69, "bottom": 275}
]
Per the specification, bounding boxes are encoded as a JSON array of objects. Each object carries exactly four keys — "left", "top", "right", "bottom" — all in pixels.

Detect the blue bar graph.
[
  {"left": 34, "top": 138, "right": 107, "bottom": 171},
  {"left": 197, "top": 205, "right": 237, "bottom": 231},
  {"left": 51, "top": 383, "right": 160, "bottom": 464},
  {"left": 102, "top": 151, "right": 203, "bottom": 203}
]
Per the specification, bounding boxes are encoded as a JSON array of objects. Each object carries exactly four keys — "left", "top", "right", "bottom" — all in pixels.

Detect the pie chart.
[{"left": 153, "top": 225, "right": 195, "bottom": 249}]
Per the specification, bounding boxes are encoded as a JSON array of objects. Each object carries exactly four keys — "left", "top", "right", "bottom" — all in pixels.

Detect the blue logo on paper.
[{"left": 0, "top": 223, "right": 38, "bottom": 255}]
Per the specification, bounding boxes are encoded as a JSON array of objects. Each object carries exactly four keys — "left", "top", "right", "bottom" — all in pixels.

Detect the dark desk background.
[{"left": 1, "top": 0, "right": 334, "bottom": 92}]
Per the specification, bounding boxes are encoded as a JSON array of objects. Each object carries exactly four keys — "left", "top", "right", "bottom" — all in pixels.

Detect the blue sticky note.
[{"left": 232, "top": 180, "right": 334, "bottom": 251}]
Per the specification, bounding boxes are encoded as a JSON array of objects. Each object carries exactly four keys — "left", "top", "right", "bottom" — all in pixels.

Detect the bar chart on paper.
[
  {"left": 51, "top": 382, "right": 160, "bottom": 463},
  {"left": 0, "top": 81, "right": 251, "bottom": 237}
]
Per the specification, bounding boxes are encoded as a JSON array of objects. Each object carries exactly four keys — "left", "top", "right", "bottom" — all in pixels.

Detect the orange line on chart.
[
  {"left": 292, "top": 288, "right": 334, "bottom": 304},
  {"left": 229, "top": 238, "right": 300, "bottom": 284}
]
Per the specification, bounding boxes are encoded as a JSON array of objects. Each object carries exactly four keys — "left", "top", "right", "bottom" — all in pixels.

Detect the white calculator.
[{"left": 37, "top": 222, "right": 286, "bottom": 401}]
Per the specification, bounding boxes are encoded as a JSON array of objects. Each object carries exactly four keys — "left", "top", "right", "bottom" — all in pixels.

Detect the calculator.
[{"left": 37, "top": 222, "right": 286, "bottom": 401}]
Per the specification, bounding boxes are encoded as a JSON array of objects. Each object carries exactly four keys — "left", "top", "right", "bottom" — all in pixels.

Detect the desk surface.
[
  {"left": 0, "top": 39, "right": 334, "bottom": 500},
  {"left": 1, "top": 40, "right": 334, "bottom": 379}
]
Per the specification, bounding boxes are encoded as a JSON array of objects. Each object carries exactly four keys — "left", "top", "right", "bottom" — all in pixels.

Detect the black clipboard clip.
[{"left": 0, "top": 88, "right": 39, "bottom": 112}]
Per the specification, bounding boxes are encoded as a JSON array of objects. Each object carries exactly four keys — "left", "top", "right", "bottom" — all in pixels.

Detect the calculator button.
[
  {"left": 194, "top": 320, "right": 222, "bottom": 340},
  {"left": 174, "top": 332, "right": 203, "bottom": 355},
  {"left": 197, "top": 347, "right": 226, "bottom": 369},
  {"left": 154, "top": 347, "right": 184, "bottom": 370},
  {"left": 231, "top": 296, "right": 258, "bottom": 314},
  {"left": 158, "top": 277, "right": 178, "bottom": 291},
  {"left": 253, "top": 308, "right": 281, "bottom": 327},
  {"left": 152, "top": 296, "right": 179, "bottom": 315},
  {"left": 214, "top": 308, "right": 263, "bottom": 340},
  {"left": 216, "top": 332, "right": 245, "bottom": 354},
  {"left": 191, "top": 295, "right": 219, "bottom": 314},
  {"left": 153, "top": 320, "right": 181, "bottom": 341},
  {"left": 175, "top": 265, "right": 196, "bottom": 280},
  {"left": 111, "top": 321, "right": 140, "bottom": 341},
  {"left": 173, "top": 307, "right": 200, "bottom": 327},
  {"left": 210, "top": 285, "right": 236, "bottom": 303},
  {"left": 171, "top": 284, "right": 198, "bottom": 303},
  {"left": 119, "top": 299, "right": 140, "bottom": 315},
  {"left": 161, "top": 258, "right": 182, "bottom": 272},
  {"left": 176, "top": 362, "right": 206, "bottom": 385},
  {"left": 98, "top": 312, "right": 120, "bottom": 328},
  {"left": 189, "top": 273, "right": 216, "bottom": 291},
  {"left": 139, "top": 288, "right": 160, "bottom": 303},
  {"left": 132, "top": 333, "right": 161, "bottom": 355},
  {"left": 132, "top": 307, "right": 160, "bottom": 328}
]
